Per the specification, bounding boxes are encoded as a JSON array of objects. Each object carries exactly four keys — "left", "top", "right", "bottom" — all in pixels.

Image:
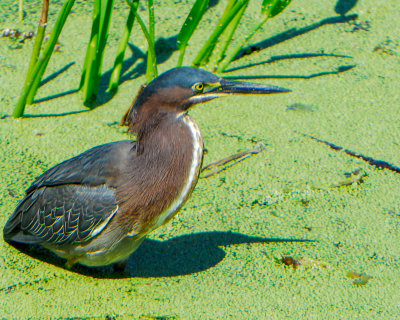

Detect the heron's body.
[
  {"left": 3, "top": 67, "right": 289, "bottom": 269},
  {"left": 4, "top": 114, "right": 203, "bottom": 267}
]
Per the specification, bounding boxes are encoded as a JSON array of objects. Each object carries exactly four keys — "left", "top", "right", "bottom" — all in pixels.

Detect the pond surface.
[{"left": 0, "top": 0, "right": 399, "bottom": 318}]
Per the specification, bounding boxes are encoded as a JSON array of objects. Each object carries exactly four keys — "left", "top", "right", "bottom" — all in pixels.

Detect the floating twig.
[
  {"left": 201, "top": 143, "right": 265, "bottom": 178},
  {"left": 299, "top": 132, "right": 400, "bottom": 174}
]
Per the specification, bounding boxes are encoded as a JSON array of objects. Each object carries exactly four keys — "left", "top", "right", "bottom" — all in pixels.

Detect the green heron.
[{"left": 3, "top": 67, "right": 289, "bottom": 269}]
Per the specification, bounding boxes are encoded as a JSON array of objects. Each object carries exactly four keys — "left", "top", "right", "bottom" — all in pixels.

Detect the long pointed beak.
[
  {"left": 184, "top": 78, "right": 290, "bottom": 108},
  {"left": 217, "top": 79, "right": 290, "bottom": 95}
]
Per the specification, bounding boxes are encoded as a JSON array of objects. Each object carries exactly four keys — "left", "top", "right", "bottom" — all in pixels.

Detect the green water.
[{"left": 0, "top": 0, "right": 399, "bottom": 318}]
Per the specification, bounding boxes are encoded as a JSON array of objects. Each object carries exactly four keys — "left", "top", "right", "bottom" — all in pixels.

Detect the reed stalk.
[
  {"left": 177, "top": 0, "right": 209, "bottom": 67},
  {"left": 80, "top": 0, "right": 115, "bottom": 105},
  {"left": 19, "top": 0, "right": 24, "bottom": 21},
  {"left": 108, "top": 0, "right": 139, "bottom": 93},
  {"left": 212, "top": 0, "right": 248, "bottom": 69},
  {"left": 126, "top": 0, "right": 157, "bottom": 82},
  {"left": 145, "top": 0, "right": 157, "bottom": 81},
  {"left": 218, "top": 0, "right": 292, "bottom": 72},
  {"left": 13, "top": 0, "right": 75, "bottom": 118},
  {"left": 192, "top": 0, "right": 248, "bottom": 68}
]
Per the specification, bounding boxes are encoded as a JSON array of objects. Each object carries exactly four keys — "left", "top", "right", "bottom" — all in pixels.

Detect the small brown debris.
[
  {"left": 347, "top": 272, "right": 373, "bottom": 285},
  {"left": 278, "top": 256, "right": 332, "bottom": 270},
  {"left": 53, "top": 42, "right": 63, "bottom": 52},
  {"left": 373, "top": 39, "right": 399, "bottom": 56},
  {"left": 1, "top": 28, "right": 21, "bottom": 38},
  {"left": 331, "top": 168, "right": 368, "bottom": 188},
  {"left": 281, "top": 256, "right": 301, "bottom": 269}
]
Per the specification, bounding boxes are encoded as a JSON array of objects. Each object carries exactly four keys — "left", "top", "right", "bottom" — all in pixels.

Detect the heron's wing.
[
  {"left": 4, "top": 140, "right": 136, "bottom": 245},
  {"left": 26, "top": 140, "right": 135, "bottom": 193},
  {"left": 4, "top": 185, "right": 118, "bottom": 245}
]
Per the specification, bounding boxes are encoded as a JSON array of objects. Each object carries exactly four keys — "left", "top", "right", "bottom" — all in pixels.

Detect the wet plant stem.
[
  {"left": 14, "top": 0, "right": 75, "bottom": 118},
  {"left": 192, "top": 0, "right": 248, "bottom": 67},
  {"left": 19, "top": 0, "right": 24, "bottom": 21},
  {"left": 108, "top": 1, "right": 139, "bottom": 93},
  {"left": 80, "top": 0, "right": 115, "bottom": 105},
  {"left": 214, "top": 1, "right": 248, "bottom": 68},
  {"left": 146, "top": 0, "right": 157, "bottom": 81},
  {"left": 176, "top": 0, "right": 210, "bottom": 67},
  {"left": 127, "top": 3, "right": 157, "bottom": 82},
  {"left": 26, "top": 0, "right": 75, "bottom": 105}
]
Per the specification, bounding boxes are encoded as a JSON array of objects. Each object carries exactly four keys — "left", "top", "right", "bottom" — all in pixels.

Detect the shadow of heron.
[
  {"left": 7, "top": 231, "right": 313, "bottom": 279},
  {"left": 335, "top": 0, "right": 358, "bottom": 16},
  {"left": 127, "top": 231, "right": 312, "bottom": 278}
]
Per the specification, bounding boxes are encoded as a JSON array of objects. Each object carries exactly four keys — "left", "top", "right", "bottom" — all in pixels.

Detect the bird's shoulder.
[{"left": 26, "top": 140, "right": 136, "bottom": 194}]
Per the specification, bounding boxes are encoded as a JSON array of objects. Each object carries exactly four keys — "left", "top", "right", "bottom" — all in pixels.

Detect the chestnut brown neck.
[{"left": 116, "top": 108, "right": 204, "bottom": 237}]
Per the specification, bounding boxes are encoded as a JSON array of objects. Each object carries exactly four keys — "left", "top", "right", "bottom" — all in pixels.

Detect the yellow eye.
[{"left": 193, "top": 82, "right": 204, "bottom": 92}]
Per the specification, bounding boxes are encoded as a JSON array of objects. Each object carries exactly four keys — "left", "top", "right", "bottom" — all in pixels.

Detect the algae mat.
[{"left": 0, "top": 0, "right": 399, "bottom": 319}]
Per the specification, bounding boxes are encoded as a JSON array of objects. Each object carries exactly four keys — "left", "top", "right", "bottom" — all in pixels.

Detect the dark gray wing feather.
[
  {"left": 26, "top": 140, "right": 135, "bottom": 193},
  {"left": 4, "top": 140, "right": 135, "bottom": 245},
  {"left": 4, "top": 185, "right": 117, "bottom": 245}
]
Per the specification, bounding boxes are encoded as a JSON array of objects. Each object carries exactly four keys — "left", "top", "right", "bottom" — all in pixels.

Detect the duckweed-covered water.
[{"left": 0, "top": 0, "right": 399, "bottom": 318}]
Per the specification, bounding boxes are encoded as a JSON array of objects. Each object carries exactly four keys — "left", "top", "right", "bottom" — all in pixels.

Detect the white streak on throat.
[{"left": 152, "top": 115, "right": 203, "bottom": 230}]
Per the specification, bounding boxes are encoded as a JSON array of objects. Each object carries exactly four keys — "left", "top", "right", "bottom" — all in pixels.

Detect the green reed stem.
[
  {"left": 192, "top": 0, "right": 248, "bottom": 67},
  {"left": 80, "top": 0, "right": 114, "bottom": 105},
  {"left": 14, "top": 0, "right": 74, "bottom": 118},
  {"left": 127, "top": 4, "right": 157, "bottom": 82},
  {"left": 14, "top": 0, "right": 49, "bottom": 117},
  {"left": 23, "top": 0, "right": 48, "bottom": 97},
  {"left": 19, "top": 0, "right": 24, "bottom": 21},
  {"left": 145, "top": 0, "right": 157, "bottom": 81},
  {"left": 218, "top": 0, "right": 291, "bottom": 72},
  {"left": 177, "top": 0, "right": 209, "bottom": 67},
  {"left": 213, "top": 1, "right": 248, "bottom": 68},
  {"left": 79, "top": 0, "right": 99, "bottom": 94},
  {"left": 26, "top": 0, "right": 75, "bottom": 105},
  {"left": 108, "top": 1, "right": 139, "bottom": 93}
]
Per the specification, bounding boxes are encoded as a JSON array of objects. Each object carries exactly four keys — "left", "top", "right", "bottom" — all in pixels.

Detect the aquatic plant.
[
  {"left": 107, "top": 0, "right": 139, "bottom": 93},
  {"left": 13, "top": 0, "right": 75, "bottom": 118},
  {"left": 176, "top": 0, "right": 210, "bottom": 67},
  {"left": 79, "top": 0, "right": 115, "bottom": 105},
  {"left": 13, "top": 0, "right": 291, "bottom": 117},
  {"left": 217, "top": 0, "right": 292, "bottom": 72}
]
